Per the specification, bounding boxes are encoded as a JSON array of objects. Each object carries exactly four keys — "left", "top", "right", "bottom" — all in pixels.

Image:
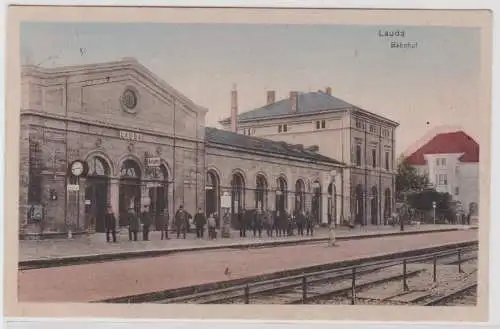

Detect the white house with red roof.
[{"left": 405, "top": 131, "right": 479, "bottom": 215}]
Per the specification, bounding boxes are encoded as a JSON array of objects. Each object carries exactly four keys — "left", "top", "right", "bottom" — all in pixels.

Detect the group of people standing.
[
  {"left": 102, "top": 204, "right": 219, "bottom": 243},
  {"left": 237, "top": 208, "right": 317, "bottom": 238}
]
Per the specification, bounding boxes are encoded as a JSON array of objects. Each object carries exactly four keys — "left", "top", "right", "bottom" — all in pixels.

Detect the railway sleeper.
[{"left": 288, "top": 269, "right": 424, "bottom": 304}]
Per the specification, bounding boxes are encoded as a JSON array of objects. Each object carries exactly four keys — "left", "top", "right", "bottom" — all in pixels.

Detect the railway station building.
[
  {"left": 19, "top": 58, "right": 345, "bottom": 236},
  {"left": 220, "top": 87, "right": 399, "bottom": 226}
]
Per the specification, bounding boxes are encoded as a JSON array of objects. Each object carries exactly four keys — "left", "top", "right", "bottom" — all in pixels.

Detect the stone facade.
[
  {"left": 220, "top": 91, "right": 399, "bottom": 225},
  {"left": 19, "top": 59, "right": 347, "bottom": 235},
  {"left": 205, "top": 143, "right": 343, "bottom": 225},
  {"left": 20, "top": 58, "right": 207, "bottom": 234}
]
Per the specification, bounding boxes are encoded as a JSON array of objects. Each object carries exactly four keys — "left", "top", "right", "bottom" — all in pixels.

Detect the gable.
[
  {"left": 21, "top": 59, "right": 206, "bottom": 140},
  {"left": 406, "top": 131, "right": 479, "bottom": 165}
]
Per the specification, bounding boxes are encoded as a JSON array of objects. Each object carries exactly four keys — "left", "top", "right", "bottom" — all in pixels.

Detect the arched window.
[
  {"left": 231, "top": 173, "right": 245, "bottom": 215},
  {"left": 295, "top": 179, "right": 306, "bottom": 213},
  {"left": 384, "top": 188, "right": 392, "bottom": 222},
  {"left": 371, "top": 186, "right": 378, "bottom": 225},
  {"left": 276, "top": 177, "right": 288, "bottom": 213},
  {"left": 355, "top": 184, "right": 364, "bottom": 225},
  {"left": 255, "top": 175, "right": 268, "bottom": 211},
  {"left": 206, "top": 170, "right": 220, "bottom": 218},
  {"left": 88, "top": 156, "right": 110, "bottom": 177}
]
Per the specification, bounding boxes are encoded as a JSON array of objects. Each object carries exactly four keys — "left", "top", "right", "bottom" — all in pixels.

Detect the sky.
[{"left": 20, "top": 22, "right": 481, "bottom": 155}]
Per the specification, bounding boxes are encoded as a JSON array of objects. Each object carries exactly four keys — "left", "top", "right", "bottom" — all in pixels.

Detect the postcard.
[{"left": 3, "top": 5, "right": 492, "bottom": 323}]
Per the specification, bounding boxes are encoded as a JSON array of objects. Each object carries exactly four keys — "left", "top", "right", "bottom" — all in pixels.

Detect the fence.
[{"left": 240, "top": 244, "right": 478, "bottom": 304}]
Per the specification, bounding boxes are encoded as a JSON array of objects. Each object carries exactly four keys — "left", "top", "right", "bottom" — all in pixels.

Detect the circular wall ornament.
[{"left": 121, "top": 87, "right": 139, "bottom": 113}]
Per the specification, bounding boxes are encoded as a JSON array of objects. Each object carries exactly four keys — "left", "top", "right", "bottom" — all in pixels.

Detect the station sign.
[
  {"left": 221, "top": 192, "right": 231, "bottom": 208},
  {"left": 67, "top": 184, "right": 80, "bottom": 191},
  {"left": 146, "top": 157, "right": 161, "bottom": 167},
  {"left": 119, "top": 130, "right": 143, "bottom": 142}
]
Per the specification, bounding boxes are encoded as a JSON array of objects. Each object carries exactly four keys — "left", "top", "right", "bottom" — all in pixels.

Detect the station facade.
[{"left": 19, "top": 58, "right": 345, "bottom": 235}]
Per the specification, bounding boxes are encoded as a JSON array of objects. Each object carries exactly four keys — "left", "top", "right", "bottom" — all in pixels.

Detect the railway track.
[
  {"left": 422, "top": 281, "right": 477, "bottom": 306},
  {"left": 154, "top": 244, "right": 477, "bottom": 305}
]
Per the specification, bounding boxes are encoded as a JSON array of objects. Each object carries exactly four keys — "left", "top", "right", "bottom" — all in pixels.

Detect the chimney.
[
  {"left": 231, "top": 84, "right": 238, "bottom": 133},
  {"left": 325, "top": 87, "right": 332, "bottom": 96},
  {"left": 290, "top": 91, "right": 298, "bottom": 113},
  {"left": 266, "top": 90, "right": 276, "bottom": 105}
]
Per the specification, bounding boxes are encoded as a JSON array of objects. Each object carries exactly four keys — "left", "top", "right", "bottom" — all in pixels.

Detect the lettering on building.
[{"left": 119, "top": 130, "right": 143, "bottom": 141}]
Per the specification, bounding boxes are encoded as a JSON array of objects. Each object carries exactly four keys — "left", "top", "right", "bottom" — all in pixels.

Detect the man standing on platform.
[
  {"left": 159, "top": 208, "right": 170, "bottom": 240},
  {"left": 175, "top": 205, "right": 187, "bottom": 239},
  {"left": 128, "top": 207, "right": 140, "bottom": 242},
  {"left": 104, "top": 205, "right": 117, "bottom": 243},
  {"left": 194, "top": 208, "right": 207, "bottom": 238},
  {"left": 141, "top": 205, "right": 152, "bottom": 241}
]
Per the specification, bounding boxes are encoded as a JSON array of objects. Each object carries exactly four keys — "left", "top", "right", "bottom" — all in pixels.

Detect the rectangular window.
[
  {"left": 436, "top": 158, "right": 447, "bottom": 168},
  {"left": 321, "top": 120, "right": 326, "bottom": 129},
  {"left": 316, "top": 121, "right": 320, "bottom": 129},
  {"left": 455, "top": 187, "right": 460, "bottom": 195},
  {"left": 372, "top": 149, "right": 377, "bottom": 167},
  {"left": 438, "top": 174, "right": 448, "bottom": 185},
  {"left": 283, "top": 124, "right": 288, "bottom": 132},
  {"left": 385, "top": 151, "right": 390, "bottom": 170},
  {"left": 278, "top": 125, "right": 282, "bottom": 133},
  {"left": 356, "top": 144, "right": 362, "bottom": 166}
]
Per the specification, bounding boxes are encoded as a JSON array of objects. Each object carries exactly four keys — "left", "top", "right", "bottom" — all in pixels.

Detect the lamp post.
[
  {"left": 432, "top": 201, "right": 436, "bottom": 225},
  {"left": 221, "top": 191, "right": 232, "bottom": 238}
]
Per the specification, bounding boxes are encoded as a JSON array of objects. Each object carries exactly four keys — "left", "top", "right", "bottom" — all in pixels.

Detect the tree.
[
  {"left": 396, "top": 155, "right": 430, "bottom": 201},
  {"left": 406, "top": 189, "right": 454, "bottom": 223}
]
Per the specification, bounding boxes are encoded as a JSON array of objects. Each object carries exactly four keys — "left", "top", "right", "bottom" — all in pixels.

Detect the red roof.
[{"left": 406, "top": 131, "right": 479, "bottom": 165}]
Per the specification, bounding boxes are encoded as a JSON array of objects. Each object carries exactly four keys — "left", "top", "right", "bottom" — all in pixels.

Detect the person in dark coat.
[
  {"left": 239, "top": 208, "right": 247, "bottom": 237},
  {"left": 265, "top": 210, "right": 274, "bottom": 237},
  {"left": 278, "top": 211, "right": 287, "bottom": 237},
  {"left": 141, "top": 205, "right": 152, "bottom": 241},
  {"left": 128, "top": 207, "right": 140, "bottom": 241},
  {"left": 296, "top": 211, "right": 306, "bottom": 237},
  {"left": 305, "top": 210, "right": 314, "bottom": 236},
  {"left": 287, "top": 212, "right": 295, "bottom": 236},
  {"left": 274, "top": 211, "right": 281, "bottom": 237},
  {"left": 159, "top": 208, "right": 170, "bottom": 240},
  {"left": 253, "top": 209, "right": 263, "bottom": 238},
  {"left": 194, "top": 208, "right": 207, "bottom": 238},
  {"left": 174, "top": 205, "right": 187, "bottom": 239},
  {"left": 104, "top": 205, "right": 117, "bottom": 243}
]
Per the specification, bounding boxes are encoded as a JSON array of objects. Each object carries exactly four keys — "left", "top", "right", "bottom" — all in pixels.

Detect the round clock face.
[{"left": 71, "top": 161, "right": 84, "bottom": 176}]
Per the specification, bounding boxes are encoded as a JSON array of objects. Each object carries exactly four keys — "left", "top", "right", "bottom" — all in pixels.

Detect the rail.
[{"left": 158, "top": 242, "right": 478, "bottom": 304}]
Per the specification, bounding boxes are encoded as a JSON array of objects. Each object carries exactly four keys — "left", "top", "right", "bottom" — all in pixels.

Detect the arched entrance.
[
  {"left": 275, "top": 177, "right": 287, "bottom": 213},
  {"left": 146, "top": 164, "right": 169, "bottom": 231},
  {"left": 231, "top": 172, "right": 245, "bottom": 228},
  {"left": 255, "top": 174, "right": 268, "bottom": 211},
  {"left": 311, "top": 181, "right": 322, "bottom": 223},
  {"left": 295, "top": 179, "right": 306, "bottom": 214},
  {"left": 371, "top": 186, "right": 378, "bottom": 225},
  {"left": 355, "top": 184, "right": 364, "bottom": 225},
  {"left": 328, "top": 183, "right": 336, "bottom": 225},
  {"left": 118, "top": 159, "right": 142, "bottom": 226},
  {"left": 84, "top": 156, "right": 110, "bottom": 233},
  {"left": 384, "top": 188, "right": 392, "bottom": 224},
  {"left": 205, "top": 170, "right": 220, "bottom": 218}
]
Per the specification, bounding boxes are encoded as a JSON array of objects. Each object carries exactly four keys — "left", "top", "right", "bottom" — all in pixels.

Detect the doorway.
[
  {"left": 119, "top": 159, "right": 142, "bottom": 226},
  {"left": 84, "top": 156, "right": 110, "bottom": 233}
]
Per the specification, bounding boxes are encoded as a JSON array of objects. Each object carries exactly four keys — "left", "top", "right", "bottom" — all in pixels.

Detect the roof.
[
  {"left": 220, "top": 91, "right": 354, "bottom": 123},
  {"left": 205, "top": 127, "right": 344, "bottom": 165},
  {"left": 405, "top": 131, "right": 479, "bottom": 165},
  {"left": 22, "top": 58, "right": 208, "bottom": 114}
]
